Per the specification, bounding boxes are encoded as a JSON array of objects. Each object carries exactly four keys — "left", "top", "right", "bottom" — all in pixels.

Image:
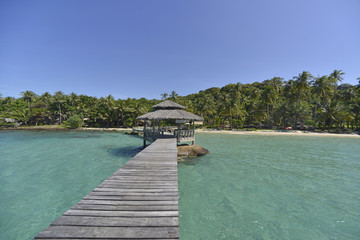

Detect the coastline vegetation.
[{"left": 1, "top": 70, "right": 359, "bottom": 132}]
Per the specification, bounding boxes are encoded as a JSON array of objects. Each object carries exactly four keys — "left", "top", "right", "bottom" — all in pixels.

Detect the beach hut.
[{"left": 136, "top": 100, "right": 203, "bottom": 147}]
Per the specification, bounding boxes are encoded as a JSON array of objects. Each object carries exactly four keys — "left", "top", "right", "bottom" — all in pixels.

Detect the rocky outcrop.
[{"left": 177, "top": 144, "right": 209, "bottom": 158}]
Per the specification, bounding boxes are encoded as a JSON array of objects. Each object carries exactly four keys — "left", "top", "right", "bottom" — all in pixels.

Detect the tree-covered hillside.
[{"left": 1, "top": 70, "right": 359, "bottom": 132}]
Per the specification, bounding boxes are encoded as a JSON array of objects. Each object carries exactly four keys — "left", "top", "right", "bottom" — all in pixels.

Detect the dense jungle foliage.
[{"left": 1, "top": 70, "right": 360, "bottom": 132}]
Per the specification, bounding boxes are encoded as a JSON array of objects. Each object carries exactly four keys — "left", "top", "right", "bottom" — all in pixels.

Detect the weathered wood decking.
[{"left": 34, "top": 138, "right": 179, "bottom": 239}]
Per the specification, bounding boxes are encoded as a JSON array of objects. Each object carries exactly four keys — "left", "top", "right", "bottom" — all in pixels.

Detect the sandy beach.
[
  {"left": 2, "top": 126, "right": 359, "bottom": 138},
  {"left": 79, "top": 127, "right": 133, "bottom": 131},
  {"left": 0, "top": 126, "right": 133, "bottom": 132},
  {"left": 196, "top": 129, "right": 360, "bottom": 138}
]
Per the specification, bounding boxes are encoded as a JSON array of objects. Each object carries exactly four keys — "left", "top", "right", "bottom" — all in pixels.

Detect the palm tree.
[
  {"left": 105, "top": 95, "right": 116, "bottom": 127},
  {"left": 169, "top": 91, "right": 178, "bottom": 101},
  {"left": 38, "top": 92, "right": 53, "bottom": 124},
  {"left": 97, "top": 95, "right": 116, "bottom": 127},
  {"left": 350, "top": 97, "right": 360, "bottom": 130},
  {"left": 69, "top": 92, "right": 79, "bottom": 107},
  {"left": 260, "top": 78, "right": 283, "bottom": 128},
  {"left": 261, "top": 86, "right": 276, "bottom": 128},
  {"left": 39, "top": 92, "right": 52, "bottom": 110},
  {"left": 311, "top": 76, "right": 332, "bottom": 131},
  {"left": 329, "top": 70, "right": 345, "bottom": 100},
  {"left": 230, "top": 83, "right": 246, "bottom": 129},
  {"left": 218, "top": 92, "right": 231, "bottom": 128},
  {"left": 133, "top": 99, "right": 148, "bottom": 127},
  {"left": 321, "top": 99, "right": 346, "bottom": 132},
  {"left": 330, "top": 69, "right": 345, "bottom": 84},
  {"left": 243, "top": 85, "right": 260, "bottom": 126},
  {"left": 293, "top": 71, "right": 312, "bottom": 129},
  {"left": 21, "top": 91, "right": 37, "bottom": 110},
  {"left": 54, "top": 91, "right": 65, "bottom": 124},
  {"left": 15, "top": 108, "right": 31, "bottom": 126},
  {"left": 160, "top": 93, "right": 168, "bottom": 100},
  {"left": 201, "top": 95, "right": 216, "bottom": 125}
]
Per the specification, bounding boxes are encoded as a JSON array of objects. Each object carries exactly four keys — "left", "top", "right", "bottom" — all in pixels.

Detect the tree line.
[
  {"left": 1, "top": 70, "right": 359, "bottom": 132},
  {"left": 0, "top": 91, "right": 157, "bottom": 128}
]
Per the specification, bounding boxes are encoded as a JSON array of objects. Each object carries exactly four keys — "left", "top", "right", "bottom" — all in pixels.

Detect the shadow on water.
[{"left": 107, "top": 146, "right": 143, "bottom": 158}]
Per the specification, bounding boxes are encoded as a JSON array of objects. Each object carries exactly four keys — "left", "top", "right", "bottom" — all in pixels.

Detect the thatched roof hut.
[
  {"left": 152, "top": 100, "right": 186, "bottom": 110},
  {"left": 136, "top": 100, "right": 203, "bottom": 121},
  {"left": 136, "top": 100, "right": 203, "bottom": 146}
]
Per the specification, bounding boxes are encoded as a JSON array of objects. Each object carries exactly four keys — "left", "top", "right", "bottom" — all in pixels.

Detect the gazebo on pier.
[{"left": 136, "top": 100, "right": 203, "bottom": 147}]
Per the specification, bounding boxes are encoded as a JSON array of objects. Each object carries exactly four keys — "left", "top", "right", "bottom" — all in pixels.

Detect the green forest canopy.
[{"left": 1, "top": 70, "right": 360, "bottom": 132}]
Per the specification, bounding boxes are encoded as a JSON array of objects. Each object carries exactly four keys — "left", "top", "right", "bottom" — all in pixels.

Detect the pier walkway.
[{"left": 34, "top": 138, "right": 179, "bottom": 239}]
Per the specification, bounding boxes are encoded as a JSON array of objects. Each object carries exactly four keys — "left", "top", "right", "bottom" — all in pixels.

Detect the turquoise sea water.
[
  {"left": 179, "top": 133, "right": 360, "bottom": 239},
  {"left": 0, "top": 130, "right": 141, "bottom": 240},
  {"left": 1, "top": 130, "right": 360, "bottom": 239}
]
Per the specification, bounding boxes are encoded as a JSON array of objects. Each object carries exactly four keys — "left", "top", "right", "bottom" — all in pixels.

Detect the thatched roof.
[
  {"left": 152, "top": 100, "right": 185, "bottom": 110},
  {"left": 137, "top": 109, "right": 203, "bottom": 121},
  {"left": 137, "top": 100, "right": 203, "bottom": 121}
]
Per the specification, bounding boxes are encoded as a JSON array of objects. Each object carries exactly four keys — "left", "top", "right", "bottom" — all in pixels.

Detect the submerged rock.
[
  {"left": 125, "top": 131, "right": 139, "bottom": 135},
  {"left": 177, "top": 144, "right": 209, "bottom": 158}
]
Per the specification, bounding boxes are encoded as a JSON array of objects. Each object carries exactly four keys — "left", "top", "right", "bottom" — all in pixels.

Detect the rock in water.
[
  {"left": 177, "top": 144, "right": 209, "bottom": 158},
  {"left": 125, "top": 131, "right": 139, "bottom": 135}
]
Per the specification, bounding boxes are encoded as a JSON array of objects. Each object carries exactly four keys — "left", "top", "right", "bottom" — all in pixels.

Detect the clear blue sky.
[{"left": 1, "top": 0, "right": 359, "bottom": 99}]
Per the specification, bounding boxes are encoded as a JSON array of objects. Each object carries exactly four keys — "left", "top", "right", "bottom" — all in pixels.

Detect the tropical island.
[{"left": 1, "top": 70, "right": 360, "bottom": 134}]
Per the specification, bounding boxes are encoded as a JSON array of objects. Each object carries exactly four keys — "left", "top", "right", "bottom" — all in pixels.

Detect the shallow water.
[
  {"left": 179, "top": 133, "right": 360, "bottom": 239},
  {"left": 0, "top": 130, "right": 141, "bottom": 240},
  {"left": 1, "top": 131, "right": 360, "bottom": 239}
]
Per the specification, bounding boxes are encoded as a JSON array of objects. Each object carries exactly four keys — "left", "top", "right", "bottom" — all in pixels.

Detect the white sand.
[
  {"left": 79, "top": 127, "right": 133, "bottom": 131},
  {"left": 196, "top": 129, "right": 360, "bottom": 138},
  {"left": 6, "top": 126, "right": 359, "bottom": 138}
]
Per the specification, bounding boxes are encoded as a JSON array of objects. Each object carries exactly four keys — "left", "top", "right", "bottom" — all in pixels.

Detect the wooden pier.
[{"left": 34, "top": 138, "right": 179, "bottom": 239}]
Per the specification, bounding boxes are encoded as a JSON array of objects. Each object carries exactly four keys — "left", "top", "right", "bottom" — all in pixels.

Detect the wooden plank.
[
  {"left": 98, "top": 184, "right": 177, "bottom": 189},
  {"left": 98, "top": 184, "right": 178, "bottom": 188},
  {"left": 37, "top": 239, "right": 178, "bottom": 240},
  {"left": 95, "top": 187, "right": 178, "bottom": 192},
  {"left": 79, "top": 200, "right": 178, "bottom": 206},
  {"left": 34, "top": 138, "right": 179, "bottom": 239},
  {"left": 98, "top": 186, "right": 177, "bottom": 190},
  {"left": 83, "top": 195, "right": 178, "bottom": 201},
  {"left": 93, "top": 187, "right": 178, "bottom": 192},
  {"left": 71, "top": 204, "right": 178, "bottom": 211},
  {"left": 108, "top": 176, "right": 178, "bottom": 180},
  {"left": 113, "top": 168, "right": 177, "bottom": 175},
  {"left": 121, "top": 166, "right": 177, "bottom": 170},
  {"left": 52, "top": 215, "right": 179, "bottom": 227},
  {"left": 100, "top": 180, "right": 178, "bottom": 184},
  {"left": 63, "top": 209, "right": 178, "bottom": 217},
  {"left": 107, "top": 176, "right": 178, "bottom": 181},
  {"left": 89, "top": 191, "right": 178, "bottom": 196},
  {"left": 123, "top": 164, "right": 177, "bottom": 168},
  {"left": 112, "top": 172, "right": 178, "bottom": 176},
  {"left": 101, "top": 179, "right": 178, "bottom": 185},
  {"left": 35, "top": 226, "right": 179, "bottom": 239}
]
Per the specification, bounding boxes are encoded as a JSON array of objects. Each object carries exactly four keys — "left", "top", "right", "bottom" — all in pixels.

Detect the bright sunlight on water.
[
  {"left": 1, "top": 130, "right": 360, "bottom": 239},
  {"left": 179, "top": 133, "right": 360, "bottom": 239}
]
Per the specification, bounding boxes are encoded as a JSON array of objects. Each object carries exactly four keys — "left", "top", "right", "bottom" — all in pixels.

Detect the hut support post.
[
  {"left": 177, "top": 123, "right": 182, "bottom": 143},
  {"left": 143, "top": 121, "right": 147, "bottom": 148},
  {"left": 192, "top": 121, "right": 195, "bottom": 145},
  {"left": 152, "top": 120, "right": 156, "bottom": 141}
]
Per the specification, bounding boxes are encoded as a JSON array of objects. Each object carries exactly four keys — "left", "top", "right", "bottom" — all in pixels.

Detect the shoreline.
[
  {"left": 1, "top": 126, "right": 359, "bottom": 138},
  {"left": 196, "top": 129, "right": 360, "bottom": 138},
  {"left": 0, "top": 126, "right": 133, "bottom": 132}
]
